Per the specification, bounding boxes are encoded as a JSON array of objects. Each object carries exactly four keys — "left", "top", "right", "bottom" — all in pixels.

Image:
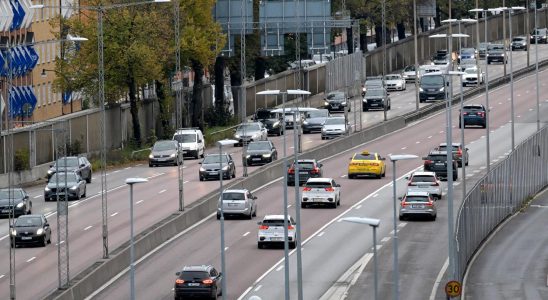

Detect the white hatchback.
[
  {"left": 406, "top": 171, "right": 443, "bottom": 199},
  {"left": 257, "top": 215, "right": 297, "bottom": 249},
  {"left": 301, "top": 178, "right": 341, "bottom": 208}
]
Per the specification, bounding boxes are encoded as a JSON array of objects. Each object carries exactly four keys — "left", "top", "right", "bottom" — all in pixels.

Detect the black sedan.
[
  {"left": 324, "top": 91, "right": 349, "bottom": 113},
  {"left": 47, "top": 156, "right": 92, "bottom": 183},
  {"left": 10, "top": 214, "right": 52, "bottom": 247},
  {"left": 302, "top": 109, "right": 329, "bottom": 134},
  {"left": 149, "top": 140, "right": 180, "bottom": 167},
  {"left": 44, "top": 172, "right": 87, "bottom": 201},
  {"left": 0, "top": 188, "right": 32, "bottom": 217},
  {"left": 245, "top": 141, "right": 278, "bottom": 166},
  {"left": 199, "top": 153, "right": 236, "bottom": 181}
]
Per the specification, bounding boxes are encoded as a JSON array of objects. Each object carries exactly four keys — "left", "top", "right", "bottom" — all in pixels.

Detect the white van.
[{"left": 172, "top": 128, "right": 205, "bottom": 159}]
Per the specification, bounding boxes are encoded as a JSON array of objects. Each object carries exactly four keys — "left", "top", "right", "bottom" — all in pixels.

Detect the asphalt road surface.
[{"left": 0, "top": 44, "right": 546, "bottom": 299}]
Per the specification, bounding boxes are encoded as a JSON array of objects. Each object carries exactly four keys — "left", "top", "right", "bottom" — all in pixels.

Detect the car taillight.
[
  {"left": 288, "top": 168, "right": 295, "bottom": 174},
  {"left": 425, "top": 201, "right": 434, "bottom": 206},
  {"left": 424, "top": 160, "right": 433, "bottom": 165},
  {"left": 408, "top": 182, "right": 415, "bottom": 186},
  {"left": 202, "top": 279, "right": 214, "bottom": 285},
  {"left": 175, "top": 279, "right": 185, "bottom": 284},
  {"left": 401, "top": 201, "right": 408, "bottom": 207},
  {"left": 478, "top": 112, "right": 485, "bottom": 117},
  {"left": 303, "top": 187, "right": 312, "bottom": 191},
  {"left": 288, "top": 225, "right": 295, "bottom": 230},
  {"left": 432, "top": 181, "right": 440, "bottom": 186},
  {"left": 457, "top": 149, "right": 462, "bottom": 157},
  {"left": 325, "top": 187, "right": 335, "bottom": 192},
  {"left": 462, "top": 112, "right": 469, "bottom": 116},
  {"left": 259, "top": 225, "right": 269, "bottom": 230},
  {"left": 310, "top": 168, "right": 320, "bottom": 174}
]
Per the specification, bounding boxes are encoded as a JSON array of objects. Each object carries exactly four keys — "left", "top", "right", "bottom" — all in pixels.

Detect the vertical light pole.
[
  {"left": 382, "top": 0, "right": 387, "bottom": 121},
  {"left": 173, "top": 0, "right": 185, "bottom": 212},
  {"left": 388, "top": 154, "right": 418, "bottom": 300},
  {"left": 217, "top": 139, "right": 238, "bottom": 299},
  {"left": 125, "top": 177, "right": 148, "bottom": 300},
  {"left": 413, "top": 0, "right": 419, "bottom": 110},
  {"left": 535, "top": 1, "right": 540, "bottom": 131},
  {"left": 341, "top": 217, "right": 381, "bottom": 300}
]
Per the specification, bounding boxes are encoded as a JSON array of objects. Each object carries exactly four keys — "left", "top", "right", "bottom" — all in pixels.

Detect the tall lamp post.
[
  {"left": 341, "top": 217, "right": 381, "bottom": 300},
  {"left": 125, "top": 177, "right": 148, "bottom": 300},
  {"left": 388, "top": 154, "right": 418, "bottom": 300},
  {"left": 534, "top": 1, "right": 540, "bottom": 131},
  {"left": 257, "top": 89, "right": 310, "bottom": 300},
  {"left": 217, "top": 139, "right": 238, "bottom": 299},
  {"left": 32, "top": 0, "right": 172, "bottom": 260}
]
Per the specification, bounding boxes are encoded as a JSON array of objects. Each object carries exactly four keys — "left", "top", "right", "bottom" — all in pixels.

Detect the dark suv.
[
  {"left": 287, "top": 159, "right": 323, "bottom": 186},
  {"left": 460, "top": 104, "right": 487, "bottom": 128},
  {"left": 437, "top": 142, "right": 469, "bottom": 167},
  {"left": 253, "top": 108, "right": 284, "bottom": 136},
  {"left": 422, "top": 151, "right": 458, "bottom": 181},
  {"left": 419, "top": 74, "right": 446, "bottom": 102},
  {"left": 324, "top": 91, "right": 349, "bottom": 113},
  {"left": 174, "top": 265, "right": 222, "bottom": 300},
  {"left": 363, "top": 88, "right": 391, "bottom": 111},
  {"left": 530, "top": 28, "right": 548, "bottom": 44},
  {"left": 487, "top": 44, "right": 507, "bottom": 64}
]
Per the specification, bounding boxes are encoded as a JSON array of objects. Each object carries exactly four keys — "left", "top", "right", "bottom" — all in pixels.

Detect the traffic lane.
[
  {"left": 96, "top": 69, "right": 548, "bottom": 295},
  {"left": 464, "top": 189, "right": 548, "bottom": 300}
]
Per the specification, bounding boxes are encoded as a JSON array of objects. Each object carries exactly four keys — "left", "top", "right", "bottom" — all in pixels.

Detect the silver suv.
[
  {"left": 406, "top": 171, "right": 443, "bottom": 199},
  {"left": 257, "top": 214, "right": 297, "bottom": 249},
  {"left": 216, "top": 189, "right": 257, "bottom": 220},
  {"left": 399, "top": 191, "right": 437, "bottom": 221}
]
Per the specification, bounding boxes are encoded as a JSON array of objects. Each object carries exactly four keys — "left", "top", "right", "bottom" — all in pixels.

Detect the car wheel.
[
  {"left": 301, "top": 203, "right": 307, "bottom": 208},
  {"left": 199, "top": 176, "right": 204, "bottom": 181},
  {"left": 86, "top": 173, "right": 92, "bottom": 183},
  {"left": 47, "top": 234, "right": 51, "bottom": 244},
  {"left": 194, "top": 151, "right": 199, "bottom": 159},
  {"left": 399, "top": 215, "right": 405, "bottom": 221},
  {"left": 482, "top": 123, "right": 486, "bottom": 129},
  {"left": 41, "top": 236, "right": 47, "bottom": 247},
  {"left": 231, "top": 169, "right": 236, "bottom": 178},
  {"left": 465, "top": 160, "right": 469, "bottom": 166},
  {"left": 258, "top": 242, "right": 263, "bottom": 249},
  {"left": 331, "top": 201, "right": 337, "bottom": 208},
  {"left": 289, "top": 241, "right": 296, "bottom": 249},
  {"left": 216, "top": 213, "right": 220, "bottom": 220},
  {"left": 252, "top": 206, "right": 257, "bottom": 217},
  {"left": 376, "top": 173, "right": 382, "bottom": 179},
  {"left": 337, "top": 196, "right": 341, "bottom": 206},
  {"left": 247, "top": 211, "right": 253, "bottom": 220},
  {"left": 382, "top": 170, "right": 386, "bottom": 177},
  {"left": 431, "top": 215, "right": 437, "bottom": 221},
  {"left": 82, "top": 187, "right": 87, "bottom": 198},
  {"left": 149, "top": 163, "right": 153, "bottom": 168},
  {"left": 453, "top": 175, "right": 458, "bottom": 181}
]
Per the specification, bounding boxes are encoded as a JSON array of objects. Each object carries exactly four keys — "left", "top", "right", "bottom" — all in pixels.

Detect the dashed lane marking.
[
  {"left": 243, "top": 232, "right": 250, "bottom": 237},
  {"left": 158, "top": 189, "right": 167, "bottom": 194},
  {"left": 34, "top": 195, "right": 41, "bottom": 199},
  {"left": 355, "top": 205, "right": 362, "bottom": 210},
  {"left": 84, "top": 226, "right": 92, "bottom": 231},
  {"left": 110, "top": 212, "right": 118, "bottom": 217},
  {"left": 254, "top": 285, "right": 263, "bottom": 292},
  {"left": 381, "top": 237, "right": 391, "bottom": 243},
  {"left": 26, "top": 257, "right": 36, "bottom": 263},
  {"left": 136, "top": 200, "right": 144, "bottom": 204},
  {"left": 276, "top": 265, "right": 284, "bottom": 272},
  {"left": 317, "top": 232, "right": 325, "bottom": 237}
]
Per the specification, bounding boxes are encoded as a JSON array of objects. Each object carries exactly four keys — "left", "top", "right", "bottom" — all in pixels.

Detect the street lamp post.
[
  {"left": 217, "top": 139, "right": 238, "bottom": 299},
  {"left": 341, "top": 217, "right": 381, "bottom": 300},
  {"left": 125, "top": 177, "right": 148, "bottom": 300},
  {"left": 388, "top": 154, "right": 418, "bottom": 300},
  {"left": 535, "top": 1, "right": 540, "bottom": 131}
]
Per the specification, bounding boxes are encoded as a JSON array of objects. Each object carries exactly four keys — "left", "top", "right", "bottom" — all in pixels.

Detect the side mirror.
[
  {"left": 49, "top": 164, "right": 53, "bottom": 168},
  {"left": 398, "top": 196, "right": 403, "bottom": 201},
  {"left": 218, "top": 272, "right": 222, "bottom": 277},
  {"left": 318, "top": 163, "right": 323, "bottom": 167},
  {"left": 335, "top": 184, "right": 341, "bottom": 187},
  {"left": 405, "top": 176, "right": 409, "bottom": 180},
  {"left": 198, "top": 162, "right": 202, "bottom": 165},
  {"left": 253, "top": 196, "right": 258, "bottom": 200},
  {"left": 232, "top": 129, "right": 237, "bottom": 133},
  {"left": 44, "top": 223, "right": 49, "bottom": 227},
  {"left": 175, "top": 272, "right": 181, "bottom": 276},
  {"left": 9, "top": 224, "right": 13, "bottom": 228},
  {"left": 466, "top": 148, "right": 469, "bottom": 151},
  {"left": 422, "top": 157, "right": 428, "bottom": 160},
  {"left": 198, "top": 139, "right": 203, "bottom": 143},
  {"left": 80, "top": 164, "right": 85, "bottom": 167},
  {"left": 380, "top": 157, "right": 386, "bottom": 161},
  {"left": 257, "top": 221, "right": 262, "bottom": 225}
]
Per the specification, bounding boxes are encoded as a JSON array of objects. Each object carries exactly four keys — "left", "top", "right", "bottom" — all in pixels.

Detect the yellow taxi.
[{"left": 347, "top": 151, "right": 386, "bottom": 179}]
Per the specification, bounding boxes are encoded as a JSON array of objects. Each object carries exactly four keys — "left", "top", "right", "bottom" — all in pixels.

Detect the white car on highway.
[
  {"left": 461, "top": 66, "right": 485, "bottom": 86},
  {"left": 406, "top": 171, "right": 443, "bottom": 199},
  {"left": 257, "top": 215, "right": 297, "bottom": 249},
  {"left": 301, "top": 178, "right": 341, "bottom": 208},
  {"left": 384, "top": 74, "right": 406, "bottom": 91}
]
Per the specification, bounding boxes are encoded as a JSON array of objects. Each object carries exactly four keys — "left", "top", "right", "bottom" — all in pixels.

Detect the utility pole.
[{"left": 174, "top": 0, "right": 185, "bottom": 211}]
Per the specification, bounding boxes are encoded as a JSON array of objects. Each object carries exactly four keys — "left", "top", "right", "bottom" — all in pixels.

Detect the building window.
[
  {"left": 47, "top": 84, "right": 51, "bottom": 105},
  {"left": 36, "top": 84, "right": 41, "bottom": 107}
]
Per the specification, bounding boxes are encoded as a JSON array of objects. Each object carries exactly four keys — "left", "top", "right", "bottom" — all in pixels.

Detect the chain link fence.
[{"left": 455, "top": 126, "right": 548, "bottom": 281}]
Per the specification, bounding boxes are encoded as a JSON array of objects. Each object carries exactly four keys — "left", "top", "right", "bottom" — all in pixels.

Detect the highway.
[
  {"left": 0, "top": 44, "right": 545, "bottom": 299},
  {"left": 463, "top": 189, "right": 548, "bottom": 300},
  {"left": 89, "top": 53, "right": 548, "bottom": 299}
]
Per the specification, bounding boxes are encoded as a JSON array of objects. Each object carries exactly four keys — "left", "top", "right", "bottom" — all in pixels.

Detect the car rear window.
[
  {"left": 262, "top": 219, "right": 286, "bottom": 226},
  {"left": 463, "top": 106, "right": 484, "bottom": 111},
  {"left": 222, "top": 192, "right": 245, "bottom": 200},
  {"left": 293, "top": 162, "right": 315, "bottom": 170},
  {"left": 180, "top": 271, "right": 208, "bottom": 280},
  {"left": 411, "top": 176, "right": 436, "bottom": 183},
  {"left": 354, "top": 153, "right": 376, "bottom": 160},
  {"left": 438, "top": 146, "right": 459, "bottom": 152},
  {"left": 405, "top": 196, "right": 430, "bottom": 202},
  {"left": 428, "top": 155, "right": 447, "bottom": 161},
  {"left": 305, "top": 182, "right": 332, "bottom": 188}
]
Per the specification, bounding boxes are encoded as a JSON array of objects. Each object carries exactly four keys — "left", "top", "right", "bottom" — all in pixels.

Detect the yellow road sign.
[{"left": 445, "top": 280, "right": 462, "bottom": 297}]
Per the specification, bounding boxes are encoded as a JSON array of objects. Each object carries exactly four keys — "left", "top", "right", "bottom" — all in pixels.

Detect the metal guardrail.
[{"left": 455, "top": 126, "right": 548, "bottom": 282}]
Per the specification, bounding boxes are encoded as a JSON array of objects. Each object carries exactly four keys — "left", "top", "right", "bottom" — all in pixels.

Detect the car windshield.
[
  {"left": 434, "top": 60, "right": 448, "bottom": 65},
  {"left": 327, "top": 93, "right": 345, "bottom": 100},
  {"left": 366, "top": 89, "right": 384, "bottom": 97},
  {"left": 15, "top": 217, "right": 42, "bottom": 227},
  {"left": 247, "top": 142, "right": 270, "bottom": 151},
  {"left": 54, "top": 157, "right": 79, "bottom": 168},
  {"left": 461, "top": 49, "right": 475, "bottom": 54},
  {"left": 404, "top": 66, "right": 415, "bottom": 71},
  {"left": 411, "top": 176, "right": 436, "bottom": 183},
  {"left": 405, "top": 196, "right": 430, "bottom": 202},
  {"left": 479, "top": 43, "right": 488, "bottom": 49},
  {"left": 262, "top": 219, "right": 289, "bottom": 226},
  {"left": 222, "top": 192, "right": 246, "bottom": 200},
  {"left": 488, "top": 44, "right": 504, "bottom": 51},
  {"left": 180, "top": 271, "right": 208, "bottom": 281},
  {"left": 438, "top": 145, "right": 459, "bottom": 152},
  {"left": 256, "top": 111, "right": 276, "bottom": 119},
  {"left": 512, "top": 38, "right": 524, "bottom": 42},
  {"left": 533, "top": 29, "right": 545, "bottom": 35},
  {"left": 305, "top": 110, "right": 328, "bottom": 118},
  {"left": 305, "top": 181, "right": 332, "bottom": 188},
  {"left": 421, "top": 75, "right": 444, "bottom": 85},
  {"left": 50, "top": 173, "right": 79, "bottom": 184},
  {"left": 0, "top": 189, "right": 23, "bottom": 199},
  {"left": 237, "top": 124, "right": 260, "bottom": 131},
  {"left": 324, "top": 118, "right": 345, "bottom": 125},
  {"left": 354, "top": 153, "right": 376, "bottom": 160},
  {"left": 202, "top": 155, "right": 228, "bottom": 164},
  {"left": 385, "top": 75, "right": 400, "bottom": 80},
  {"left": 173, "top": 133, "right": 196, "bottom": 143},
  {"left": 464, "top": 68, "right": 478, "bottom": 74},
  {"left": 153, "top": 141, "right": 177, "bottom": 151}
]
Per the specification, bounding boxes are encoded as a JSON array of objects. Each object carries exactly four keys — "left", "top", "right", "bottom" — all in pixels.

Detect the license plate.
[
  {"left": 412, "top": 205, "right": 425, "bottom": 209},
  {"left": 182, "top": 150, "right": 187, "bottom": 154},
  {"left": 209, "top": 172, "right": 218, "bottom": 175},
  {"left": 2, "top": 209, "right": 10, "bottom": 213},
  {"left": 188, "top": 283, "right": 200, "bottom": 286},
  {"left": 21, "top": 237, "right": 32, "bottom": 240},
  {"left": 435, "top": 163, "right": 445, "bottom": 166},
  {"left": 371, "top": 104, "right": 378, "bottom": 106},
  {"left": 418, "top": 185, "right": 429, "bottom": 188},
  {"left": 299, "top": 172, "right": 308, "bottom": 175},
  {"left": 271, "top": 237, "right": 283, "bottom": 241},
  {"left": 313, "top": 198, "right": 324, "bottom": 201},
  {"left": 228, "top": 203, "right": 238, "bottom": 207},
  {"left": 252, "top": 158, "right": 261, "bottom": 161},
  {"left": 428, "top": 97, "right": 435, "bottom": 100}
]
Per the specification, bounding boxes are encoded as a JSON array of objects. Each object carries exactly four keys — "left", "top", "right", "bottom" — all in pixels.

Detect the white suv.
[
  {"left": 173, "top": 128, "right": 205, "bottom": 159},
  {"left": 257, "top": 215, "right": 297, "bottom": 249},
  {"left": 406, "top": 171, "right": 443, "bottom": 199},
  {"left": 301, "top": 178, "right": 341, "bottom": 208}
]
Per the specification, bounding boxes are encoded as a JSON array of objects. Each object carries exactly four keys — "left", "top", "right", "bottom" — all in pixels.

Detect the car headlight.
[
  {"left": 70, "top": 186, "right": 78, "bottom": 191},
  {"left": 199, "top": 167, "right": 205, "bottom": 172},
  {"left": 246, "top": 155, "right": 251, "bottom": 159},
  {"left": 45, "top": 186, "right": 51, "bottom": 191},
  {"left": 262, "top": 153, "right": 271, "bottom": 158},
  {"left": 273, "top": 121, "right": 280, "bottom": 127},
  {"left": 47, "top": 170, "right": 54, "bottom": 175},
  {"left": 419, "top": 87, "right": 424, "bottom": 92},
  {"left": 324, "top": 101, "right": 329, "bottom": 106},
  {"left": 36, "top": 228, "right": 44, "bottom": 235},
  {"left": 16, "top": 202, "right": 24, "bottom": 208},
  {"left": 341, "top": 101, "right": 347, "bottom": 105},
  {"left": 170, "top": 153, "right": 176, "bottom": 158},
  {"left": 362, "top": 98, "right": 368, "bottom": 103},
  {"left": 10, "top": 229, "right": 16, "bottom": 236},
  {"left": 149, "top": 154, "right": 154, "bottom": 159},
  {"left": 234, "top": 134, "right": 240, "bottom": 139},
  {"left": 222, "top": 166, "right": 229, "bottom": 171},
  {"left": 439, "top": 87, "right": 445, "bottom": 92},
  {"left": 302, "top": 120, "right": 308, "bottom": 125},
  {"left": 321, "top": 128, "right": 327, "bottom": 132},
  {"left": 402, "top": 74, "right": 408, "bottom": 78}
]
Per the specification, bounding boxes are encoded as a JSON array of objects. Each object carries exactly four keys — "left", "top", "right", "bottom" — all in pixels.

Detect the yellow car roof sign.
[{"left": 361, "top": 150, "right": 370, "bottom": 155}]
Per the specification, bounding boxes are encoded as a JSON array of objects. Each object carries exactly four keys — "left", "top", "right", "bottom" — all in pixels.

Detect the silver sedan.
[{"left": 399, "top": 191, "right": 437, "bottom": 221}]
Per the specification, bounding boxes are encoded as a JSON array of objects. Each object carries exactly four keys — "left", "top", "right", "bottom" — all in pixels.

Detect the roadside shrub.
[{"left": 14, "top": 149, "right": 30, "bottom": 171}]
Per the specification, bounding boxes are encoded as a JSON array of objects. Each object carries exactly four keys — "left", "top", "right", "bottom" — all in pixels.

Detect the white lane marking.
[
  {"left": 124, "top": 167, "right": 131, "bottom": 170},
  {"left": 517, "top": 115, "right": 521, "bottom": 118},
  {"left": 439, "top": 131, "right": 444, "bottom": 134},
  {"left": 398, "top": 222, "right": 407, "bottom": 228},
  {"left": 276, "top": 265, "right": 284, "bottom": 272},
  {"left": 416, "top": 141, "right": 421, "bottom": 144},
  {"left": 0, "top": 275, "right": 4, "bottom": 279},
  {"left": 480, "top": 166, "right": 486, "bottom": 170},
  {"left": 158, "top": 189, "right": 167, "bottom": 194},
  {"left": 473, "top": 169, "right": 481, "bottom": 173},
  {"left": 373, "top": 194, "right": 379, "bottom": 198},
  {"left": 183, "top": 181, "right": 190, "bottom": 184},
  {"left": 317, "top": 232, "right": 325, "bottom": 237},
  {"left": 289, "top": 146, "right": 295, "bottom": 149},
  {"left": 429, "top": 258, "right": 449, "bottom": 300},
  {"left": 337, "top": 219, "right": 343, "bottom": 222},
  {"left": 243, "top": 232, "right": 250, "bottom": 237},
  {"left": 254, "top": 285, "right": 263, "bottom": 292},
  {"left": 136, "top": 164, "right": 143, "bottom": 166},
  {"left": 493, "top": 159, "right": 499, "bottom": 162},
  {"left": 224, "top": 247, "right": 229, "bottom": 251},
  {"left": 305, "top": 141, "right": 313, "bottom": 144},
  {"left": 113, "top": 170, "right": 121, "bottom": 173},
  {"left": 84, "top": 226, "right": 92, "bottom": 231},
  {"left": 466, "top": 174, "right": 474, "bottom": 178},
  {"left": 33, "top": 195, "right": 41, "bottom": 199},
  {"left": 56, "top": 240, "right": 65, "bottom": 245},
  {"left": 381, "top": 237, "right": 391, "bottom": 243},
  {"left": 401, "top": 147, "right": 407, "bottom": 150},
  {"left": 529, "top": 108, "right": 534, "bottom": 111},
  {"left": 428, "top": 135, "right": 433, "bottom": 139},
  {"left": 498, "top": 102, "right": 502, "bottom": 105},
  {"left": 136, "top": 200, "right": 144, "bottom": 204},
  {"left": 26, "top": 257, "right": 36, "bottom": 263},
  {"left": 341, "top": 175, "right": 347, "bottom": 178},
  {"left": 110, "top": 212, "right": 118, "bottom": 217},
  {"left": 355, "top": 205, "right": 362, "bottom": 210},
  {"left": 375, "top": 245, "right": 383, "bottom": 251},
  {"left": 287, "top": 205, "right": 292, "bottom": 208},
  {"left": 454, "top": 182, "right": 461, "bottom": 186}
]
